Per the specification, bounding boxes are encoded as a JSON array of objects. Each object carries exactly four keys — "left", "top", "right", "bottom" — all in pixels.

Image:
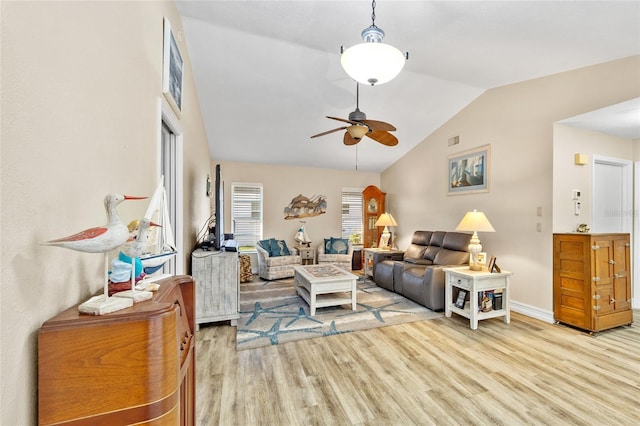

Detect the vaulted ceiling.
[{"left": 176, "top": 1, "right": 640, "bottom": 172}]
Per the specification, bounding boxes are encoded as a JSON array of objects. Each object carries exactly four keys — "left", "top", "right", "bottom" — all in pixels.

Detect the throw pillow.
[
  {"left": 257, "top": 239, "right": 272, "bottom": 254},
  {"left": 328, "top": 237, "right": 348, "bottom": 254},
  {"left": 270, "top": 239, "right": 291, "bottom": 257},
  {"left": 324, "top": 238, "right": 332, "bottom": 253}
]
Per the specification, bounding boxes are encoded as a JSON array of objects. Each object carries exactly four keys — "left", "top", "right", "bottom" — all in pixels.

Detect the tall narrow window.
[
  {"left": 231, "top": 183, "right": 263, "bottom": 251},
  {"left": 161, "top": 121, "right": 178, "bottom": 274},
  {"left": 342, "top": 187, "right": 363, "bottom": 242}
]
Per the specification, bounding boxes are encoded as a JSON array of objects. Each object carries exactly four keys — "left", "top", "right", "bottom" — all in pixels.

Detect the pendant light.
[{"left": 341, "top": 0, "right": 408, "bottom": 86}]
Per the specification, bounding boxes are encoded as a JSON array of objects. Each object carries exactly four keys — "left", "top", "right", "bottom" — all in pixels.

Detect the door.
[{"left": 592, "top": 156, "right": 631, "bottom": 233}]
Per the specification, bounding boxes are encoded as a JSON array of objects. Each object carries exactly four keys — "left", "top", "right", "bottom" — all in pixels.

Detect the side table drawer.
[{"left": 449, "top": 274, "right": 472, "bottom": 290}]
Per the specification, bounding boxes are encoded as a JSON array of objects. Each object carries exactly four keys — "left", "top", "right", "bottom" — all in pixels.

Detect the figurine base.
[
  {"left": 78, "top": 295, "right": 133, "bottom": 315},
  {"left": 113, "top": 290, "right": 153, "bottom": 303}
]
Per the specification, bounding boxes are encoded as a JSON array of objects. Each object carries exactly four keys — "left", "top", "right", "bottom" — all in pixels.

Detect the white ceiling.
[{"left": 175, "top": 0, "right": 640, "bottom": 172}]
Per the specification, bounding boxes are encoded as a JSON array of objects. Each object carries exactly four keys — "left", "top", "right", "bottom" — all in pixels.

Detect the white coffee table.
[{"left": 293, "top": 264, "right": 357, "bottom": 316}]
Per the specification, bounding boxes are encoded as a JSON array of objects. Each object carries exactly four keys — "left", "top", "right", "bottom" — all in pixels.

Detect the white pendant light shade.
[{"left": 341, "top": 42, "right": 406, "bottom": 86}]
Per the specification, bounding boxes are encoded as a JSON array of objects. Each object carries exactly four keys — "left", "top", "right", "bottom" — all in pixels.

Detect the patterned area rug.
[{"left": 236, "top": 275, "right": 442, "bottom": 350}]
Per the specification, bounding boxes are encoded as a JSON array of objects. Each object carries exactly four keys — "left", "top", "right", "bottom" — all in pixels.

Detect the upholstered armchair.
[
  {"left": 255, "top": 238, "right": 301, "bottom": 280},
  {"left": 317, "top": 237, "right": 353, "bottom": 271}
]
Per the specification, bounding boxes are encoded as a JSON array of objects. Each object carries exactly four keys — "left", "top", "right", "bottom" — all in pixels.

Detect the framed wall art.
[
  {"left": 448, "top": 144, "right": 490, "bottom": 195},
  {"left": 163, "top": 17, "right": 184, "bottom": 116}
]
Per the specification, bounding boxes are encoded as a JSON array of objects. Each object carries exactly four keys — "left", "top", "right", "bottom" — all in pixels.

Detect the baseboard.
[{"left": 510, "top": 300, "right": 555, "bottom": 324}]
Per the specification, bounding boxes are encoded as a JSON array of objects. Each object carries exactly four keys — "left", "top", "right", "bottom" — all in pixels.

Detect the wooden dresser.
[
  {"left": 38, "top": 275, "right": 195, "bottom": 425},
  {"left": 553, "top": 233, "right": 633, "bottom": 333}
]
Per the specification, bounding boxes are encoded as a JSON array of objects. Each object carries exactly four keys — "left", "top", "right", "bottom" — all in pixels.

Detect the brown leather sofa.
[{"left": 373, "top": 231, "right": 471, "bottom": 310}]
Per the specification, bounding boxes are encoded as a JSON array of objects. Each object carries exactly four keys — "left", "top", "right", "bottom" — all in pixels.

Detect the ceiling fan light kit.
[
  {"left": 347, "top": 124, "right": 369, "bottom": 140},
  {"left": 341, "top": 0, "right": 408, "bottom": 86},
  {"left": 310, "top": 83, "right": 398, "bottom": 147}
]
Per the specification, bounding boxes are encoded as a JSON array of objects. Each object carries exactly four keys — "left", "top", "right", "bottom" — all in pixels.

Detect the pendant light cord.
[{"left": 370, "top": 0, "right": 377, "bottom": 28}]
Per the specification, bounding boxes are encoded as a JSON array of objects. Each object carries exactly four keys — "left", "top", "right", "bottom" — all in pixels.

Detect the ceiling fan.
[{"left": 310, "top": 84, "right": 398, "bottom": 146}]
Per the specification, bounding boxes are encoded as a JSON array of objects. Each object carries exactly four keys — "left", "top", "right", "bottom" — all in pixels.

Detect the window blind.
[
  {"left": 341, "top": 187, "right": 363, "bottom": 240},
  {"left": 231, "top": 183, "right": 263, "bottom": 249}
]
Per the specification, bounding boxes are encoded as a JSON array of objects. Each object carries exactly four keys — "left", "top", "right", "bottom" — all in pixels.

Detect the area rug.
[{"left": 236, "top": 276, "right": 442, "bottom": 350}]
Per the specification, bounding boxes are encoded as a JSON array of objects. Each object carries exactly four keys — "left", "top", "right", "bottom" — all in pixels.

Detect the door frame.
[{"left": 157, "top": 98, "right": 184, "bottom": 275}]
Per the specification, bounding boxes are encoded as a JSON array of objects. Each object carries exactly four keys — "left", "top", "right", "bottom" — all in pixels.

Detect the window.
[
  {"left": 231, "top": 183, "right": 263, "bottom": 250},
  {"left": 342, "top": 187, "right": 363, "bottom": 242}
]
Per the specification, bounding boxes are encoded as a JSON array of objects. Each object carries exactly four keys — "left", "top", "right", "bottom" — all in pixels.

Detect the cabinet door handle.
[
  {"left": 610, "top": 297, "right": 616, "bottom": 304},
  {"left": 609, "top": 259, "right": 615, "bottom": 265}
]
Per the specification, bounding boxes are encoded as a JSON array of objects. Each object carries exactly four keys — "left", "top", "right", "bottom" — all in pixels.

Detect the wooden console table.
[{"left": 38, "top": 275, "right": 195, "bottom": 425}]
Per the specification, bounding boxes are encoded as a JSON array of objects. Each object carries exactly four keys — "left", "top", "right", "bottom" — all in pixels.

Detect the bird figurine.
[
  {"left": 43, "top": 193, "right": 147, "bottom": 253},
  {"left": 42, "top": 193, "right": 147, "bottom": 315},
  {"left": 113, "top": 217, "right": 162, "bottom": 303},
  {"left": 121, "top": 218, "right": 161, "bottom": 258}
]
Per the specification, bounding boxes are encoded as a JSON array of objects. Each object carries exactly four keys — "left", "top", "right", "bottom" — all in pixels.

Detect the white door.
[
  {"left": 592, "top": 155, "right": 635, "bottom": 308},
  {"left": 592, "top": 155, "right": 631, "bottom": 233}
]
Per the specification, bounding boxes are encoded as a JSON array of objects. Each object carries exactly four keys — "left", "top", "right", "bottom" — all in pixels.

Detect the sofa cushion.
[
  {"left": 326, "top": 237, "right": 349, "bottom": 254},
  {"left": 405, "top": 258, "right": 432, "bottom": 266}
]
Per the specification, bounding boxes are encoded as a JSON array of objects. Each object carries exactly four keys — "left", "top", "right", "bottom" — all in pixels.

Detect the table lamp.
[
  {"left": 455, "top": 210, "right": 495, "bottom": 270},
  {"left": 375, "top": 212, "right": 398, "bottom": 250}
]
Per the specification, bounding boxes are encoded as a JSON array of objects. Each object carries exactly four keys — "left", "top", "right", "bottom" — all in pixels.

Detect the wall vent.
[{"left": 448, "top": 135, "right": 460, "bottom": 146}]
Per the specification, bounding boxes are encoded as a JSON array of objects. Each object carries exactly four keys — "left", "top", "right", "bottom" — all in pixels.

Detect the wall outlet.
[{"left": 574, "top": 200, "right": 581, "bottom": 215}]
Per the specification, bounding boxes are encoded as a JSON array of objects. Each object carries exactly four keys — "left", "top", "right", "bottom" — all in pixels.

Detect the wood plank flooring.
[{"left": 196, "top": 311, "right": 640, "bottom": 425}]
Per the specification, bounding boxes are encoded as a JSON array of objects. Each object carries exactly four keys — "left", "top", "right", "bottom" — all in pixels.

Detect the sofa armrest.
[{"left": 372, "top": 251, "right": 404, "bottom": 276}]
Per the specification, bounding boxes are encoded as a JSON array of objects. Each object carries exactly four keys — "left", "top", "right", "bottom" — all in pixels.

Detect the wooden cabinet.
[
  {"left": 362, "top": 185, "right": 386, "bottom": 248},
  {"left": 553, "top": 233, "right": 633, "bottom": 333},
  {"left": 192, "top": 249, "right": 239, "bottom": 326},
  {"left": 38, "top": 275, "right": 196, "bottom": 425}
]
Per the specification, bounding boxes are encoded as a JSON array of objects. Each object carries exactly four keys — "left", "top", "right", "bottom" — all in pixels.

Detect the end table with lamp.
[{"left": 455, "top": 209, "right": 495, "bottom": 271}]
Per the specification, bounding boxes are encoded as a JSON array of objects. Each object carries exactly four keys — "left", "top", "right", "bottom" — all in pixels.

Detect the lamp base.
[{"left": 469, "top": 264, "right": 483, "bottom": 271}]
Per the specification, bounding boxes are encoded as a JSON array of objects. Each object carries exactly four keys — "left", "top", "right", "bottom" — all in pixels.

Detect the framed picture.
[
  {"left": 488, "top": 256, "right": 501, "bottom": 273},
  {"left": 448, "top": 144, "right": 490, "bottom": 195},
  {"left": 477, "top": 252, "right": 487, "bottom": 266},
  {"left": 488, "top": 255, "right": 496, "bottom": 272},
  {"left": 455, "top": 290, "right": 467, "bottom": 309},
  {"left": 163, "top": 17, "right": 183, "bottom": 116}
]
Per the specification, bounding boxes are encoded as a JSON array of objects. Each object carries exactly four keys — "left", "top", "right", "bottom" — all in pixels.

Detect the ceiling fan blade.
[
  {"left": 361, "top": 119, "right": 396, "bottom": 132},
  {"left": 343, "top": 132, "right": 359, "bottom": 146},
  {"left": 310, "top": 126, "right": 348, "bottom": 138},
  {"left": 366, "top": 130, "right": 398, "bottom": 146},
  {"left": 327, "top": 116, "right": 359, "bottom": 125}
]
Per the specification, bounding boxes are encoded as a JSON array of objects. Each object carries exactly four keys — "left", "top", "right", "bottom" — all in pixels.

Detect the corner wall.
[
  {"left": 381, "top": 56, "right": 640, "bottom": 321},
  {"left": 0, "top": 2, "right": 211, "bottom": 424}
]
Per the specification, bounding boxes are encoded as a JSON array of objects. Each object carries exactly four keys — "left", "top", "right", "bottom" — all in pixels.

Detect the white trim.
[
  {"left": 510, "top": 300, "right": 555, "bottom": 324},
  {"left": 634, "top": 161, "right": 640, "bottom": 309},
  {"left": 158, "top": 98, "right": 185, "bottom": 275}
]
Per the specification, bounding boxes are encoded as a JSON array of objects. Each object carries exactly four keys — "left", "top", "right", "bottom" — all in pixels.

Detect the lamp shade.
[
  {"left": 347, "top": 124, "right": 369, "bottom": 140},
  {"left": 375, "top": 212, "right": 398, "bottom": 227},
  {"left": 455, "top": 210, "right": 495, "bottom": 233},
  {"left": 341, "top": 42, "right": 406, "bottom": 86}
]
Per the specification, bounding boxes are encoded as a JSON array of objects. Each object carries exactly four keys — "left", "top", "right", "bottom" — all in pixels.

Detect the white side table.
[
  {"left": 296, "top": 246, "right": 315, "bottom": 265},
  {"left": 444, "top": 267, "right": 512, "bottom": 330}
]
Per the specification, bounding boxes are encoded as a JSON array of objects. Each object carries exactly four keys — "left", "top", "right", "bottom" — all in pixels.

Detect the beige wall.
[
  {"left": 216, "top": 161, "right": 380, "bottom": 249},
  {"left": 1, "top": 2, "right": 211, "bottom": 424},
  {"left": 553, "top": 124, "right": 634, "bottom": 233},
  {"left": 381, "top": 56, "right": 640, "bottom": 321}
]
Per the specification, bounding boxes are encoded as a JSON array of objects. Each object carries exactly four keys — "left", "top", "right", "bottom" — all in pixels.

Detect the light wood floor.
[{"left": 195, "top": 310, "right": 640, "bottom": 425}]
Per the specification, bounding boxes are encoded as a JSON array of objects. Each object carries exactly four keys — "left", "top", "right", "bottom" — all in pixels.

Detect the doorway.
[{"left": 592, "top": 155, "right": 636, "bottom": 309}]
